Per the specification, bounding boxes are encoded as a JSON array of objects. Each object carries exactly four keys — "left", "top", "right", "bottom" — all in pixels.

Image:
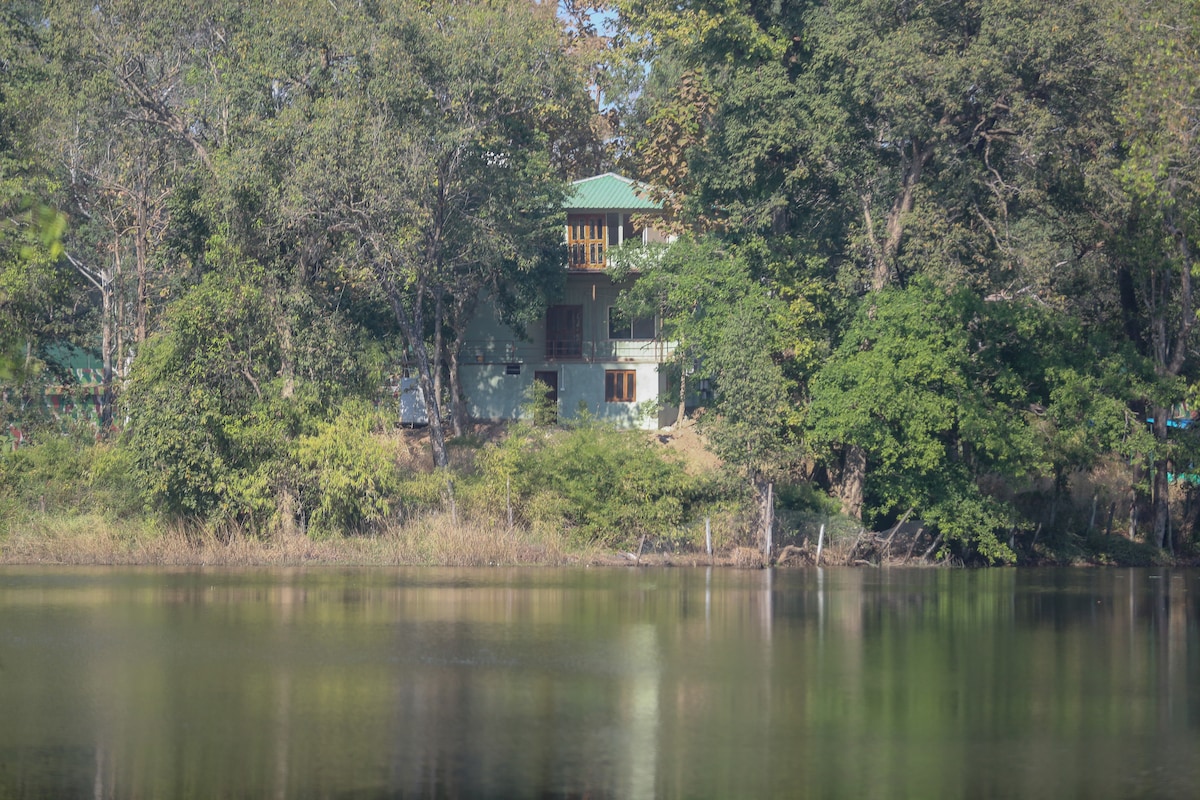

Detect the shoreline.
[{"left": 1, "top": 515, "right": 1186, "bottom": 569}]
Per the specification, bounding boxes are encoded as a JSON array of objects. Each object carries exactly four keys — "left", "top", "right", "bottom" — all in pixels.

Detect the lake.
[{"left": 0, "top": 566, "right": 1197, "bottom": 798}]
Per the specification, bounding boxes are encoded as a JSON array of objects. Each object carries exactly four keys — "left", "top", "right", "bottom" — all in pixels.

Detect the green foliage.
[
  {"left": 614, "top": 237, "right": 807, "bottom": 475},
  {"left": 293, "top": 402, "right": 399, "bottom": 536},
  {"left": 775, "top": 481, "right": 842, "bottom": 517},
  {"left": 0, "top": 434, "right": 142, "bottom": 524},
  {"left": 472, "top": 423, "right": 720, "bottom": 548},
  {"left": 5, "top": 0, "right": 1200, "bottom": 557},
  {"left": 394, "top": 470, "right": 454, "bottom": 519},
  {"left": 700, "top": 294, "right": 798, "bottom": 477},
  {"left": 807, "top": 282, "right": 1054, "bottom": 561},
  {"left": 523, "top": 380, "right": 558, "bottom": 428},
  {"left": 0, "top": 434, "right": 94, "bottom": 515},
  {"left": 117, "top": 270, "right": 371, "bottom": 526}
]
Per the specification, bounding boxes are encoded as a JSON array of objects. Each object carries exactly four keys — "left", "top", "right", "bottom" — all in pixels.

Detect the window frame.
[
  {"left": 546, "top": 305, "right": 583, "bottom": 359},
  {"left": 605, "top": 369, "right": 637, "bottom": 403},
  {"left": 567, "top": 214, "right": 607, "bottom": 269},
  {"left": 607, "top": 307, "right": 655, "bottom": 340}
]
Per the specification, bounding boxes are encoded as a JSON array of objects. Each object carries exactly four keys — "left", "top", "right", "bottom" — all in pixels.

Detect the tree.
[
  {"left": 807, "top": 282, "right": 1056, "bottom": 562},
  {"left": 1108, "top": 0, "right": 1200, "bottom": 547},
  {"left": 277, "top": 0, "right": 592, "bottom": 469},
  {"left": 614, "top": 0, "right": 1144, "bottom": 538},
  {"left": 26, "top": 0, "right": 230, "bottom": 423},
  {"left": 119, "top": 268, "right": 372, "bottom": 524},
  {"left": 0, "top": 3, "right": 82, "bottom": 425},
  {"left": 613, "top": 237, "right": 806, "bottom": 546}
]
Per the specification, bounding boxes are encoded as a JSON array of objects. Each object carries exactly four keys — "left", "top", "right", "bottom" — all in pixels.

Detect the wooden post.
[
  {"left": 815, "top": 523, "right": 825, "bottom": 567},
  {"left": 764, "top": 482, "right": 774, "bottom": 559},
  {"left": 705, "top": 516, "right": 712, "bottom": 561}
]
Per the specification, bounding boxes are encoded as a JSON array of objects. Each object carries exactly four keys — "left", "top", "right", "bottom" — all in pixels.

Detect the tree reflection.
[{"left": 0, "top": 567, "right": 1195, "bottom": 798}]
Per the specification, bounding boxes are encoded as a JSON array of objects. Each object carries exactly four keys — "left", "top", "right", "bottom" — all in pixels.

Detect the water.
[{"left": 0, "top": 567, "right": 1196, "bottom": 798}]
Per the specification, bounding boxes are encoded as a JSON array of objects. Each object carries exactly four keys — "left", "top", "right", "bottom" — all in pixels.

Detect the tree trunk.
[
  {"left": 447, "top": 292, "right": 474, "bottom": 438},
  {"left": 448, "top": 339, "right": 465, "bottom": 438},
  {"left": 1151, "top": 409, "right": 1170, "bottom": 548},
  {"left": 871, "top": 140, "right": 933, "bottom": 291},
  {"left": 412, "top": 333, "right": 448, "bottom": 469},
  {"left": 837, "top": 443, "right": 866, "bottom": 520},
  {"left": 387, "top": 286, "right": 448, "bottom": 469},
  {"left": 433, "top": 290, "right": 444, "bottom": 415},
  {"left": 677, "top": 361, "right": 687, "bottom": 425},
  {"left": 134, "top": 195, "right": 149, "bottom": 345},
  {"left": 100, "top": 266, "right": 114, "bottom": 429},
  {"left": 1146, "top": 212, "right": 1194, "bottom": 546}
]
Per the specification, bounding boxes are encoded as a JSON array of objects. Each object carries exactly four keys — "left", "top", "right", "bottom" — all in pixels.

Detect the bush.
[
  {"left": 0, "top": 433, "right": 95, "bottom": 514},
  {"left": 293, "top": 402, "right": 400, "bottom": 536},
  {"left": 471, "top": 422, "right": 721, "bottom": 549},
  {"left": 0, "top": 433, "right": 148, "bottom": 535}
]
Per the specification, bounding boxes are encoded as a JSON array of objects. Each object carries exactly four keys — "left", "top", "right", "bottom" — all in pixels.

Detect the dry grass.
[
  {"left": 729, "top": 546, "right": 766, "bottom": 568},
  {"left": 369, "top": 513, "right": 588, "bottom": 566},
  {"left": 0, "top": 512, "right": 594, "bottom": 567}
]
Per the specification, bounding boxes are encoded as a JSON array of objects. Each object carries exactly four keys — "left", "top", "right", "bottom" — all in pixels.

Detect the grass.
[
  {"left": 4, "top": 506, "right": 1191, "bottom": 569},
  {"left": 0, "top": 512, "right": 595, "bottom": 567}
]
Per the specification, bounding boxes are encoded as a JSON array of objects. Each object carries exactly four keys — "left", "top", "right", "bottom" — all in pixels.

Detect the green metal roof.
[{"left": 565, "top": 173, "right": 662, "bottom": 211}]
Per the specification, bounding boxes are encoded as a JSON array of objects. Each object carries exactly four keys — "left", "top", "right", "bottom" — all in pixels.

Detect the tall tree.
[
  {"left": 28, "top": 0, "right": 229, "bottom": 421},
  {"left": 616, "top": 0, "right": 1143, "bottom": 535},
  {"left": 274, "top": 0, "right": 592, "bottom": 468},
  {"left": 0, "top": 2, "right": 80, "bottom": 420},
  {"left": 1107, "top": 0, "right": 1200, "bottom": 547}
]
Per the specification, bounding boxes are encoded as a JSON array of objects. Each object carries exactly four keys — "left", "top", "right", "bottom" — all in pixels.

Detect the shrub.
[
  {"left": 0, "top": 433, "right": 95, "bottom": 514},
  {"left": 473, "top": 423, "right": 713, "bottom": 549},
  {"left": 293, "top": 402, "right": 400, "bottom": 536}
]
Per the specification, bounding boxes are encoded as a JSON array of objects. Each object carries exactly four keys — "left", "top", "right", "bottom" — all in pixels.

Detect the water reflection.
[{"left": 0, "top": 567, "right": 1197, "bottom": 798}]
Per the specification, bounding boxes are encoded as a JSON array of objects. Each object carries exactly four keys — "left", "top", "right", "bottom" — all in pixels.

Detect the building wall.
[{"left": 458, "top": 273, "right": 677, "bottom": 430}]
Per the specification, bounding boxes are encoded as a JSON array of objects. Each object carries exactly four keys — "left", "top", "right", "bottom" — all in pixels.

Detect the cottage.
[{"left": 457, "top": 173, "right": 678, "bottom": 429}]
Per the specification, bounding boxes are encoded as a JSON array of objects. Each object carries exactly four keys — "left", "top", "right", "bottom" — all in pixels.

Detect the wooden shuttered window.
[
  {"left": 605, "top": 370, "right": 636, "bottom": 402},
  {"left": 568, "top": 214, "right": 607, "bottom": 269}
]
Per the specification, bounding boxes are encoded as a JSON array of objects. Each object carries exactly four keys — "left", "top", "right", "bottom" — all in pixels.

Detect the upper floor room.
[{"left": 565, "top": 174, "right": 674, "bottom": 271}]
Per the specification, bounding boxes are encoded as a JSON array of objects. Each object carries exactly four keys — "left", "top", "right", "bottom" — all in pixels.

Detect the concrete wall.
[
  {"left": 459, "top": 361, "right": 666, "bottom": 429},
  {"left": 457, "top": 273, "right": 676, "bottom": 430}
]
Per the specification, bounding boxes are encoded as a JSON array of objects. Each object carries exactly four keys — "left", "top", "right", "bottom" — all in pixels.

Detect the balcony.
[{"left": 460, "top": 337, "right": 676, "bottom": 365}]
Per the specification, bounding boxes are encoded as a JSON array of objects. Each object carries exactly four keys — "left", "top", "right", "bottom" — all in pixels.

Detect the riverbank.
[
  {"left": 1, "top": 511, "right": 1186, "bottom": 568},
  {"left": 2, "top": 420, "right": 1195, "bottom": 568},
  {"left": 0, "top": 512, "right": 753, "bottom": 568}
]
